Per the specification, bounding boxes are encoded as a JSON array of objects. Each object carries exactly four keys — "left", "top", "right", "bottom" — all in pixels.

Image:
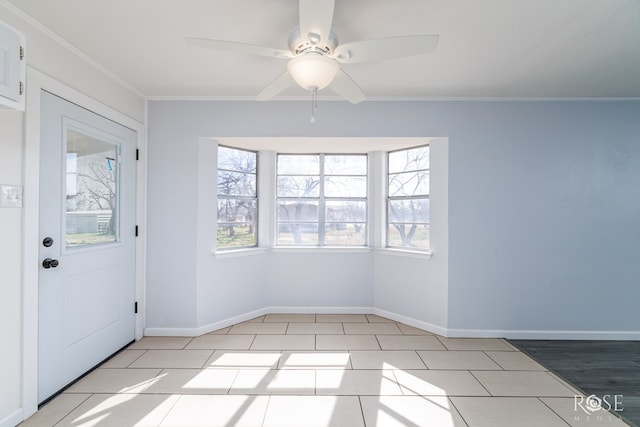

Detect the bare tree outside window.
[
  {"left": 65, "top": 130, "right": 119, "bottom": 247},
  {"left": 277, "top": 154, "right": 367, "bottom": 246},
  {"left": 387, "top": 145, "right": 430, "bottom": 250},
  {"left": 217, "top": 145, "right": 258, "bottom": 249}
]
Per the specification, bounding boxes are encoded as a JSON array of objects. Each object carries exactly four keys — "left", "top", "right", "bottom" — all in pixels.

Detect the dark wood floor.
[{"left": 510, "top": 340, "right": 640, "bottom": 426}]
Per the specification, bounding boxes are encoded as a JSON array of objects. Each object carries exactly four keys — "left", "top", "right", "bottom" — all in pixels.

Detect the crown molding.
[
  {"left": 146, "top": 94, "right": 640, "bottom": 102},
  {"left": 0, "top": 0, "right": 146, "bottom": 99}
]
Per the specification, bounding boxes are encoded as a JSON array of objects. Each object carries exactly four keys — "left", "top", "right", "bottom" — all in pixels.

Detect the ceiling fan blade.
[
  {"left": 187, "top": 38, "right": 292, "bottom": 59},
  {"left": 328, "top": 69, "right": 365, "bottom": 104},
  {"left": 256, "top": 71, "right": 295, "bottom": 101},
  {"left": 334, "top": 35, "right": 439, "bottom": 64},
  {"left": 299, "top": 0, "right": 335, "bottom": 44}
]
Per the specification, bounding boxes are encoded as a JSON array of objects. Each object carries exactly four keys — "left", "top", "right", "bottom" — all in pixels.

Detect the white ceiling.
[{"left": 7, "top": 0, "right": 640, "bottom": 100}]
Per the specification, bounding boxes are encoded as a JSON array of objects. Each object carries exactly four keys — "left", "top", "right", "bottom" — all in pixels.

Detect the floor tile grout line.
[
  {"left": 542, "top": 370, "right": 586, "bottom": 396},
  {"left": 248, "top": 334, "right": 258, "bottom": 351},
  {"left": 536, "top": 397, "right": 573, "bottom": 426},
  {"left": 200, "top": 350, "right": 215, "bottom": 369},
  {"left": 414, "top": 350, "right": 429, "bottom": 369},
  {"left": 447, "top": 396, "right": 471, "bottom": 427},
  {"left": 357, "top": 395, "right": 367, "bottom": 426},
  {"left": 51, "top": 393, "right": 94, "bottom": 427},
  {"left": 155, "top": 392, "right": 183, "bottom": 427},
  {"left": 467, "top": 370, "right": 494, "bottom": 397},
  {"left": 482, "top": 350, "right": 506, "bottom": 371},
  {"left": 260, "top": 395, "right": 272, "bottom": 427},
  {"left": 226, "top": 368, "right": 243, "bottom": 396},
  {"left": 434, "top": 334, "right": 450, "bottom": 350},
  {"left": 374, "top": 334, "right": 383, "bottom": 351},
  {"left": 387, "top": 369, "right": 405, "bottom": 396},
  {"left": 124, "top": 348, "right": 148, "bottom": 368},
  {"left": 182, "top": 336, "right": 195, "bottom": 349}
]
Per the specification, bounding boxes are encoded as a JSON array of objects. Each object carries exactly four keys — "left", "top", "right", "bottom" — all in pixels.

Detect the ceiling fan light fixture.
[{"left": 287, "top": 52, "right": 339, "bottom": 91}]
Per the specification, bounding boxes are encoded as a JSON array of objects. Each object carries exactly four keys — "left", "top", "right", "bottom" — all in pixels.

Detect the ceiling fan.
[{"left": 187, "top": 0, "right": 438, "bottom": 105}]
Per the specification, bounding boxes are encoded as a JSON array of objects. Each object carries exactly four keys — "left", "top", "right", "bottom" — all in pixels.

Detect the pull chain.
[{"left": 310, "top": 87, "right": 318, "bottom": 124}]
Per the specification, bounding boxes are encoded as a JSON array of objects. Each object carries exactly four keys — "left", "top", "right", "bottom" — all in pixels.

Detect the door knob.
[{"left": 42, "top": 258, "right": 59, "bottom": 269}]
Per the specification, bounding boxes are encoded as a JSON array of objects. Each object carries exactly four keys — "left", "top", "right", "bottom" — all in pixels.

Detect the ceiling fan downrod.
[{"left": 310, "top": 87, "right": 318, "bottom": 124}]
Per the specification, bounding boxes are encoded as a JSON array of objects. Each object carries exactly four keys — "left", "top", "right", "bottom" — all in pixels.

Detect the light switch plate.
[{"left": 0, "top": 185, "right": 23, "bottom": 207}]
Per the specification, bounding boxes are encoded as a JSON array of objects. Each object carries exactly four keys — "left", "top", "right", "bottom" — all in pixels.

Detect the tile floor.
[{"left": 21, "top": 314, "right": 629, "bottom": 426}]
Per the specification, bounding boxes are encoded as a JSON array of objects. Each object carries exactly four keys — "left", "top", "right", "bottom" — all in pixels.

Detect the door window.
[{"left": 65, "top": 125, "right": 120, "bottom": 248}]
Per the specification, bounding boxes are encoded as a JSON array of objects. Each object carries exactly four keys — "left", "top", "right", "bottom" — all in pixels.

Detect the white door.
[{"left": 38, "top": 90, "right": 137, "bottom": 403}]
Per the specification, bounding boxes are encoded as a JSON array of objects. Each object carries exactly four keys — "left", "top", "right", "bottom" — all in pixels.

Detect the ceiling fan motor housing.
[{"left": 288, "top": 27, "right": 339, "bottom": 55}]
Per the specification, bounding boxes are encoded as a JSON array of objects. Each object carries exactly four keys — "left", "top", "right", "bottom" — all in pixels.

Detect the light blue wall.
[
  {"left": 194, "top": 139, "right": 269, "bottom": 328},
  {"left": 268, "top": 251, "right": 374, "bottom": 308},
  {"left": 146, "top": 108, "right": 199, "bottom": 328},
  {"left": 445, "top": 102, "right": 640, "bottom": 333},
  {"left": 147, "top": 100, "right": 640, "bottom": 334}
]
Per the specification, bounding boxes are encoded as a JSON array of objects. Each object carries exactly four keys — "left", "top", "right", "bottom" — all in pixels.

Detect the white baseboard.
[
  {"left": 372, "top": 308, "right": 448, "bottom": 337},
  {"left": 447, "top": 328, "right": 640, "bottom": 340},
  {"left": 144, "top": 307, "right": 270, "bottom": 336},
  {"left": 143, "top": 306, "right": 640, "bottom": 340},
  {"left": 143, "top": 307, "right": 375, "bottom": 336},
  {"left": 267, "top": 306, "right": 373, "bottom": 314},
  {"left": 0, "top": 408, "right": 23, "bottom": 427}
]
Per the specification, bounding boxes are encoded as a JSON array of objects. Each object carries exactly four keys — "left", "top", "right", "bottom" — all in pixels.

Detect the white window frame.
[
  {"left": 276, "top": 153, "right": 368, "bottom": 247},
  {"left": 216, "top": 145, "right": 258, "bottom": 250},
  {"left": 386, "top": 144, "right": 430, "bottom": 252}
]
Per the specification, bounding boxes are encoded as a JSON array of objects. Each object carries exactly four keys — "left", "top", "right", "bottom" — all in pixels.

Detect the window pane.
[
  {"left": 65, "top": 129, "right": 119, "bottom": 248},
  {"left": 388, "top": 198, "right": 430, "bottom": 224},
  {"left": 218, "top": 146, "right": 256, "bottom": 173},
  {"left": 277, "top": 155, "right": 319, "bottom": 175},
  {"left": 326, "top": 200, "right": 367, "bottom": 222},
  {"left": 278, "top": 201, "right": 319, "bottom": 222},
  {"left": 325, "top": 176, "right": 367, "bottom": 198},
  {"left": 389, "top": 145, "right": 429, "bottom": 173},
  {"left": 217, "top": 199, "right": 257, "bottom": 222},
  {"left": 325, "top": 155, "right": 367, "bottom": 175},
  {"left": 277, "top": 176, "right": 320, "bottom": 197},
  {"left": 217, "top": 170, "right": 256, "bottom": 196},
  {"left": 325, "top": 223, "right": 367, "bottom": 246},
  {"left": 388, "top": 171, "right": 429, "bottom": 197},
  {"left": 277, "top": 223, "right": 319, "bottom": 245},
  {"left": 217, "top": 146, "right": 258, "bottom": 250},
  {"left": 216, "top": 198, "right": 257, "bottom": 248},
  {"left": 276, "top": 153, "right": 368, "bottom": 247},
  {"left": 387, "top": 224, "right": 429, "bottom": 249}
]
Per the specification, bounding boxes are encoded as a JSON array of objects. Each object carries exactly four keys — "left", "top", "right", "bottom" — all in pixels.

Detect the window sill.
[
  {"left": 214, "top": 247, "right": 268, "bottom": 259},
  {"left": 271, "top": 247, "right": 372, "bottom": 254},
  {"left": 214, "top": 247, "right": 429, "bottom": 259},
  {"left": 376, "top": 248, "right": 432, "bottom": 260}
]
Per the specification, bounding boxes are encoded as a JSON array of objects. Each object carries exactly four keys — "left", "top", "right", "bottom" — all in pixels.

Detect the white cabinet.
[{"left": 0, "top": 20, "right": 25, "bottom": 110}]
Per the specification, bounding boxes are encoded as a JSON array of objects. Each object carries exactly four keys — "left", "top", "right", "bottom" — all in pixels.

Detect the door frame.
[{"left": 22, "top": 67, "right": 147, "bottom": 419}]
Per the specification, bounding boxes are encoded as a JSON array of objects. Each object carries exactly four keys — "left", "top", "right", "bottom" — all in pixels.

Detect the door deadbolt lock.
[
  {"left": 42, "top": 258, "right": 59, "bottom": 269},
  {"left": 43, "top": 237, "right": 54, "bottom": 247}
]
